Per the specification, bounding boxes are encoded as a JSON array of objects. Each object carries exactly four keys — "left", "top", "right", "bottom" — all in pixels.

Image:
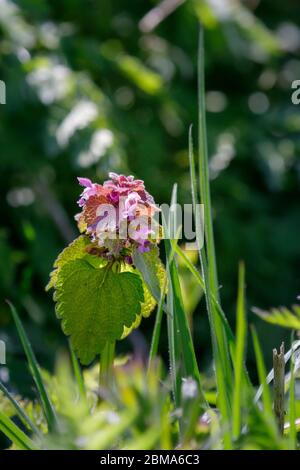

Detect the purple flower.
[
  {"left": 78, "top": 177, "right": 93, "bottom": 188},
  {"left": 77, "top": 177, "right": 100, "bottom": 207},
  {"left": 76, "top": 173, "right": 160, "bottom": 263}
]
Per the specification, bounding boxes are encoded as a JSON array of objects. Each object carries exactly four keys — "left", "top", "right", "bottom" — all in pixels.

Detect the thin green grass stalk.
[
  {"left": 197, "top": 27, "right": 219, "bottom": 303},
  {"left": 148, "top": 224, "right": 183, "bottom": 367},
  {"left": 288, "top": 334, "right": 296, "bottom": 449},
  {"left": 173, "top": 242, "right": 204, "bottom": 289},
  {"left": 148, "top": 276, "right": 167, "bottom": 369},
  {"left": 174, "top": 241, "right": 253, "bottom": 398},
  {"left": 163, "top": 184, "right": 181, "bottom": 408},
  {"left": 232, "top": 262, "right": 247, "bottom": 440},
  {"left": 0, "top": 409, "right": 38, "bottom": 450},
  {"left": 6, "top": 300, "right": 57, "bottom": 432},
  {"left": 99, "top": 341, "right": 115, "bottom": 388},
  {"left": 148, "top": 226, "right": 180, "bottom": 370},
  {"left": 189, "top": 123, "right": 232, "bottom": 447},
  {"left": 163, "top": 185, "right": 206, "bottom": 409},
  {"left": 196, "top": 28, "right": 233, "bottom": 423},
  {"left": 165, "top": 276, "right": 181, "bottom": 408},
  {"left": 174, "top": 244, "right": 231, "bottom": 340},
  {"left": 251, "top": 326, "right": 273, "bottom": 417},
  {"left": 69, "top": 342, "right": 87, "bottom": 402},
  {"left": 174, "top": 243, "right": 230, "bottom": 338},
  {"left": 0, "top": 381, "right": 41, "bottom": 438},
  {"left": 189, "top": 240, "right": 233, "bottom": 447}
]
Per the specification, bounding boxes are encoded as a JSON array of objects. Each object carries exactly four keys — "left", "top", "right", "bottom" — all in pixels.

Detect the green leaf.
[
  {"left": 122, "top": 261, "right": 160, "bottom": 318},
  {"left": 121, "top": 312, "right": 143, "bottom": 339},
  {"left": 121, "top": 259, "right": 164, "bottom": 339},
  {"left": 123, "top": 245, "right": 166, "bottom": 341},
  {"left": 253, "top": 305, "right": 300, "bottom": 330},
  {"left": 54, "top": 259, "right": 144, "bottom": 365},
  {"left": 121, "top": 282, "right": 154, "bottom": 339},
  {"left": 133, "top": 245, "right": 166, "bottom": 304},
  {"left": 46, "top": 235, "right": 91, "bottom": 291}
]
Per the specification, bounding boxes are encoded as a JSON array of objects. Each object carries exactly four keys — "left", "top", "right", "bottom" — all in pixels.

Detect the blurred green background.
[{"left": 0, "top": 0, "right": 300, "bottom": 393}]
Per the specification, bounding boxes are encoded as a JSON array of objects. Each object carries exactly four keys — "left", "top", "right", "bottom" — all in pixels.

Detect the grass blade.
[
  {"left": 163, "top": 185, "right": 206, "bottom": 408},
  {"left": 251, "top": 326, "right": 273, "bottom": 417},
  {"left": 189, "top": 76, "right": 233, "bottom": 445},
  {"left": 6, "top": 300, "right": 57, "bottom": 431},
  {"left": 174, "top": 243, "right": 234, "bottom": 342},
  {"left": 197, "top": 27, "right": 219, "bottom": 302},
  {"left": 164, "top": 184, "right": 184, "bottom": 407},
  {"left": 0, "top": 409, "right": 38, "bottom": 450},
  {"left": 175, "top": 242, "right": 253, "bottom": 391},
  {"left": 148, "top": 266, "right": 168, "bottom": 369},
  {"left": 232, "top": 262, "right": 247, "bottom": 440},
  {"left": 196, "top": 26, "right": 234, "bottom": 421},
  {"left": 0, "top": 381, "right": 41, "bottom": 438},
  {"left": 166, "top": 276, "right": 181, "bottom": 408},
  {"left": 148, "top": 228, "right": 179, "bottom": 369}
]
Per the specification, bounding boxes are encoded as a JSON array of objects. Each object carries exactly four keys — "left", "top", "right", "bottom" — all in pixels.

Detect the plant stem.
[
  {"left": 69, "top": 342, "right": 87, "bottom": 402},
  {"left": 273, "top": 342, "right": 285, "bottom": 435},
  {"left": 99, "top": 341, "right": 115, "bottom": 388},
  {"left": 148, "top": 276, "right": 167, "bottom": 371}
]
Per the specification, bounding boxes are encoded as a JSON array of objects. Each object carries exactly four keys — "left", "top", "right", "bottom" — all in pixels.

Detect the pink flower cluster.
[{"left": 75, "top": 173, "right": 159, "bottom": 262}]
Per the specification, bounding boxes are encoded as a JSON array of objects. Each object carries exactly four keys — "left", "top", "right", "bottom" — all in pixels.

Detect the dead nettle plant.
[{"left": 47, "top": 173, "right": 167, "bottom": 385}]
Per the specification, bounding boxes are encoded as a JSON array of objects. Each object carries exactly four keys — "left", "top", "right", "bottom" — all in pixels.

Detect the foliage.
[
  {"left": 253, "top": 305, "right": 300, "bottom": 330},
  {"left": 1, "top": 0, "right": 300, "bottom": 452},
  {"left": 47, "top": 235, "right": 166, "bottom": 364},
  {"left": 54, "top": 260, "right": 144, "bottom": 364},
  {"left": 1, "top": 0, "right": 300, "bottom": 371},
  {"left": 0, "top": 304, "right": 298, "bottom": 450}
]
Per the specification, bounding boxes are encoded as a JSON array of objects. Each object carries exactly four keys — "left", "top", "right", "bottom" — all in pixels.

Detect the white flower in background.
[
  {"left": 7, "top": 187, "right": 35, "bottom": 207},
  {"left": 181, "top": 377, "right": 198, "bottom": 399},
  {"left": 27, "top": 62, "right": 71, "bottom": 105},
  {"left": 0, "top": 0, "right": 35, "bottom": 49},
  {"left": 56, "top": 100, "right": 98, "bottom": 147},
  {"left": 210, "top": 133, "right": 236, "bottom": 180},
  {"left": 277, "top": 22, "right": 300, "bottom": 53},
  {"left": 78, "top": 129, "right": 114, "bottom": 168}
]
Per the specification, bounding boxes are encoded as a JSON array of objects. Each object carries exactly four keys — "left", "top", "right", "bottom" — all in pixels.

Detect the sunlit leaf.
[
  {"left": 46, "top": 235, "right": 93, "bottom": 291},
  {"left": 253, "top": 305, "right": 300, "bottom": 330},
  {"left": 54, "top": 259, "right": 144, "bottom": 364}
]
